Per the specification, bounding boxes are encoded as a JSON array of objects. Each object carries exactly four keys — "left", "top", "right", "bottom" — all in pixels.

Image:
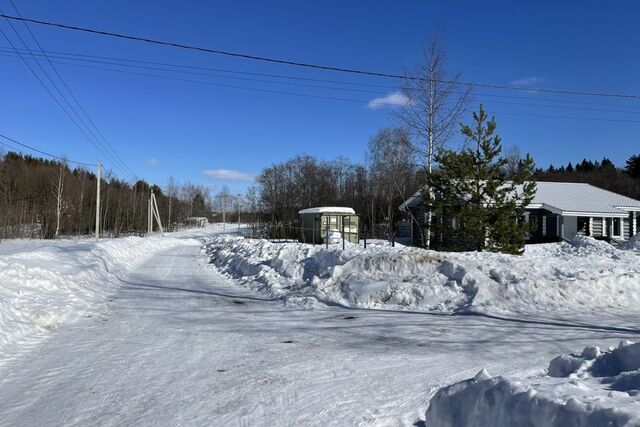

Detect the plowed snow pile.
[
  {"left": 0, "top": 235, "right": 190, "bottom": 362},
  {"left": 204, "top": 234, "right": 640, "bottom": 314},
  {"left": 425, "top": 341, "right": 640, "bottom": 427},
  {"left": 623, "top": 233, "right": 640, "bottom": 251}
]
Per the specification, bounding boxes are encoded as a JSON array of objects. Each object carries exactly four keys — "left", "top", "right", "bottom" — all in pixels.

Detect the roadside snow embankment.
[
  {"left": 204, "top": 234, "right": 640, "bottom": 314},
  {"left": 205, "top": 235, "right": 471, "bottom": 310},
  {"left": 425, "top": 341, "right": 640, "bottom": 427},
  {"left": 0, "top": 235, "right": 189, "bottom": 362}
]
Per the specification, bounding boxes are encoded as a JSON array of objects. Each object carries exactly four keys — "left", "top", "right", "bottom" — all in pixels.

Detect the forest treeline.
[
  {"left": 248, "top": 141, "right": 640, "bottom": 235},
  {"left": 5, "top": 147, "right": 640, "bottom": 241},
  {"left": 249, "top": 127, "right": 424, "bottom": 234},
  {"left": 0, "top": 152, "right": 210, "bottom": 239}
]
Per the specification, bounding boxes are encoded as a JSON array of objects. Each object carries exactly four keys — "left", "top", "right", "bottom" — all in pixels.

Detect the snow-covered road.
[{"left": 1, "top": 231, "right": 639, "bottom": 426}]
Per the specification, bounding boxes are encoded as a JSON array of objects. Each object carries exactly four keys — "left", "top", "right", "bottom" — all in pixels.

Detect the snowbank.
[
  {"left": 204, "top": 235, "right": 640, "bottom": 314},
  {"left": 623, "top": 233, "right": 640, "bottom": 251},
  {"left": 425, "top": 341, "right": 640, "bottom": 426},
  {"left": 205, "top": 235, "right": 474, "bottom": 310},
  {"left": 0, "top": 235, "right": 190, "bottom": 362}
]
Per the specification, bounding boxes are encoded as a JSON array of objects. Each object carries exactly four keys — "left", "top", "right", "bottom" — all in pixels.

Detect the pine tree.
[
  {"left": 566, "top": 162, "right": 574, "bottom": 173},
  {"left": 428, "top": 105, "right": 536, "bottom": 254},
  {"left": 625, "top": 155, "right": 640, "bottom": 179}
]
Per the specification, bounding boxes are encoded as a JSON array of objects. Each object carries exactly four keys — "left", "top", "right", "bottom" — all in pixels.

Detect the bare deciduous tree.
[
  {"left": 0, "top": 151, "right": 215, "bottom": 239},
  {"left": 366, "top": 127, "right": 415, "bottom": 235},
  {"left": 395, "top": 33, "right": 472, "bottom": 247},
  {"left": 504, "top": 145, "right": 523, "bottom": 178},
  {"left": 52, "top": 163, "right": 67, "bottom": 238}
]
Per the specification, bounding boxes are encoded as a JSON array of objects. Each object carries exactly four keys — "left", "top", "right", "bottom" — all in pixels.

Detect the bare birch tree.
[
  {"left": 166, "top": 176, "right": 178, "bottom": 230},
  {"left": 366, "top": 127, "right": 415, "bottom": 236},
  {"left": 395, "top": 34, "right": 472, "bottom": 247},
  {"left": 53, "top": 164, "right": 66, "bottom": 238}
]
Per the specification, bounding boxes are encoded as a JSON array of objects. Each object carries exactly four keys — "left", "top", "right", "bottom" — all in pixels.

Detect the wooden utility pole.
[
  {"left": 151, "top": 191, "right": 164, "bottom": 235},
  {"left": 95, "top": 161, "right": 101, "bottom": 240},
  {"left": 148, "top": 191, "right": 153, "bottom": 234}
]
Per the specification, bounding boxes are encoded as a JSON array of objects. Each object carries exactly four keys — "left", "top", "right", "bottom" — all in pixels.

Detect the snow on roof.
[
  {"left": 399, "top": 190, "right": 422, "bottom": 211},
  {"left": 299, "top": 207, "right": 356, "bottom": 215},
  {"left": 399, "top": 182, "right": 640, "bottom": 217}
]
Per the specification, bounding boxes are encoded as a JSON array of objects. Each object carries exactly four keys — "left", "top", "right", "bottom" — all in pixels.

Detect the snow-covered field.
[{"left": 1, "top": 228, "right": 639, "bottom": 425}]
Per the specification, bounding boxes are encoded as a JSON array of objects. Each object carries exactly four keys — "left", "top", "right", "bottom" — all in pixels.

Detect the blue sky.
[{"left": 1, "top": 1, "right": 639, "bottom": 193}]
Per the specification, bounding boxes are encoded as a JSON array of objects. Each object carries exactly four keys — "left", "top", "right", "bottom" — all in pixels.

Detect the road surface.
[{"left": 0, "top": 232, "right": 637, "bottom": 426}]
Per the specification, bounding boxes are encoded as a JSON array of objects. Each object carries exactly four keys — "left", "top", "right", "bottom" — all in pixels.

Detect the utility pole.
[
  {"left": 151, "top": 191, "right": 164, "bottom": 235},
  {"left": 148, "top": 190, "right": 153, "bottom": 234},
  {"left": 237, "top": 193, "right": 241, "bottom": 231},
  {"left": 95, "top": 161, "right": 101, "bottom": 241}
]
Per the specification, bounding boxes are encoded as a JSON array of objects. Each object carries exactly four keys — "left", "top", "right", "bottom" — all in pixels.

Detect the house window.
[
  {"left": 577, "top": 217, "right": 589, "bottom": 235},
  {"left": 612, "top": 218, "right": 622, "bottom": 238}
]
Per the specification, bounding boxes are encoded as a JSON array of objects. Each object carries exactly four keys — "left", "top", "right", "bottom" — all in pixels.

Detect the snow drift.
[
  {"left": 0, "top": 235, "right": 190, "bottom": 363},
  {"left": 205, "top": 235, "right": 470, "bottom": 311},
  {"left": 204, "top": 234, "right": 640, "bottom": 314},
  {"left": 425, "top": 341, "right": 640, "bottom": 426},
  {"left": 623, "top": 233, "right": 640, "bottom": 251}
]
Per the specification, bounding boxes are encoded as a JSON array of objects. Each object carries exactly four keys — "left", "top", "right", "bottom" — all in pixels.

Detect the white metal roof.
[
  {"left": 299, "top": 207, "right": 356, "bottom": 215},
  {"left": 399, "top": 182, "right": 640, "bottom": 217},
  {"left": 527, "top": 182, "right": 640, "bottom": 217}
]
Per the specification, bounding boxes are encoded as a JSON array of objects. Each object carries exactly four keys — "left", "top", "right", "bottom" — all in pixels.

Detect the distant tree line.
[
  {"left": 534, "top": 155, "right": 640, "bottom": 200},
  {"left": 250, "top": 129, "right": 424, "bottom": 237},
  {"left": 0, "top": 151, "right": 211, "bottom": 239}
]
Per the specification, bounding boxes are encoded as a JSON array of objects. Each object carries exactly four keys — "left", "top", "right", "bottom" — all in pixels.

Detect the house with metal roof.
[{"left": 400, "top": 182, "right": 640, "bottom": 246}]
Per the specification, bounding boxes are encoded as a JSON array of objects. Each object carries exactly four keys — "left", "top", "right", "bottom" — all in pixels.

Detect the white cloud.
[
  {"left": 367, "top": 91, "right": 410, "bottom": 109},
  {"left": 510, "top": 76, "right": 544, "bottom": 86},
  {"left": 203, "top": 168, "right": 255, "bottom": 181},
  {"left": 148, "top": 157, "right": 159, "bottom": 166}
]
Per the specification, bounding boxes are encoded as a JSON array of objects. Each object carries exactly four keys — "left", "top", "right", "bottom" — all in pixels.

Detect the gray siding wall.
[
  {"left": 591, "top": 218, "right": 603, "bottom": 237},
  {"left": 624, "top": 217, "right": 631, "bottom": 240},
  {"left": 409, "top": 203, "right": 427, "bottom": 246}
]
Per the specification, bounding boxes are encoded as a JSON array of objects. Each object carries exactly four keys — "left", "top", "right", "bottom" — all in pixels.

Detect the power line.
[
  {"left": 495, "top": 111, "right": 640, "bottom": 124},
  {"left": 13, "top": 46, "right": 640, "bottom": 113},
  {"left": 0, "top": 49, "right": 385, "bottom": 95},
  {"left": 2, "top": 46, "right": 399, "bottom": 90},
  {"left": 7, "top": 46, "right": 637, "bottom": 112},
  {"left": 6, "top": 0, "right": 134, "bottom": 177},
  {"left": 5, "top": 49, "right": 640, "bottom": 121},
  {"left": 4, "top": 48, "right": 640, "bottom": 125},
  {"left": 1, "top": 13, "right": 639, "bottom": 101},
  {"left": 24, "top": 58, "right": 640, "bottom": 124},
  {"left": 0, "top": 132, "right": 97, "bottom": 166},
  {"left": 0, "top": 24, "right": 127, "bottom": 176},
  {"left": 0, "top": 10, "right": 130, "bottom": 177},
  {"left": 59, "top": 60, "right": 372, "bottom": 104},
  {"left": 4, "top": 46, "right": 640, "bottom": 114}
]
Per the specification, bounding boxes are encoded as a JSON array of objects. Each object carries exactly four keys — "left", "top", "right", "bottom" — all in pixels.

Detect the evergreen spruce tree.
[
  {"left": 625, "top": 154, "right": 640, "bottom": 179},
  {"left": 427, "top": 105, "right": 536, "bottom": 254}
]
